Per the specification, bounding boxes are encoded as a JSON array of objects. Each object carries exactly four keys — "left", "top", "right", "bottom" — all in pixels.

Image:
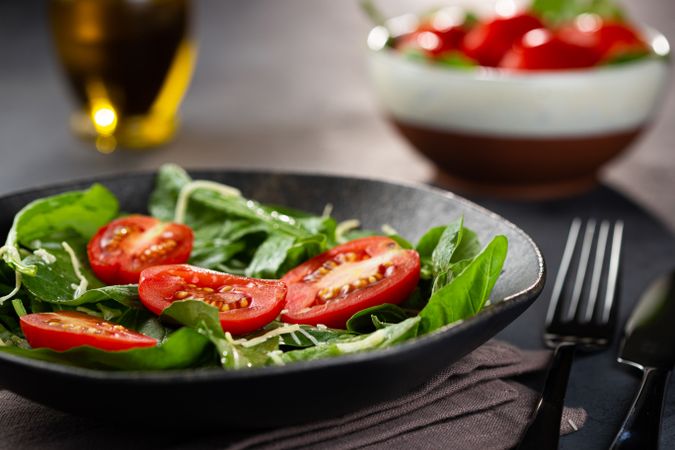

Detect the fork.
[{"left": 518, "top": 218, "right": 624, "bottom": 450}]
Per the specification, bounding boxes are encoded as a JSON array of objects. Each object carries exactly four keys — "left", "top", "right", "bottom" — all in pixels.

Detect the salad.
[
  {"left": 0, "top": 165, "right": 507, "bottom": 371},
  {"left": 366, "top": 0, "right": 655, "bottom": 71}
]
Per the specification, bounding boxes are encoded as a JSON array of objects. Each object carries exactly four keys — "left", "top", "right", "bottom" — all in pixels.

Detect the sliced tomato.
[
  {"left": 463, "top": 12, "right": 544, "bottom": 67},
  {"left": 500, "top": 28, "right": 599, "bottom": 70},
  {"left": 280, "top": 237, "right": 420, "bottom": 328},
  {"left": 88, "top": 215, "right": 193, "bottom": 285},
  {"left": 20, "top": 311, "right": 157, "bottom": 352},
  {"left": 138, "top": 264, "right": 287, "bottom": 335}
]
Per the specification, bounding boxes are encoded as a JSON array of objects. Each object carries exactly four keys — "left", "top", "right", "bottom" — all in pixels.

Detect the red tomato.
[
  {"left": 139, "top": 264, "right": 287, "bottom": 335},
  {"left": 280, "top": 237, "right": 420, "bottom": 328},
  {"left": 88, "top": 215, "right": 193, "bottom": 285},
  {"left": 397, "top": 25, "right": 469, "bottom": 58},
  {"left": 20, "top": 311, "right": 157, "bottom": 352},
  {"left": 463, "top": 13, "right": 544, "bottom": 67},
  {"left": 500, "top": 28, "right": 599, "bottom": 70},
  {"left": 559, "top": 17, "right": 648, "bottom": 62}
]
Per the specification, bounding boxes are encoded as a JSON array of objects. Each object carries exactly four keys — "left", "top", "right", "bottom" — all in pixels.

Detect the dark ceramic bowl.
[
  {"left": 367, "top": 16, "right": 671, "bottom": 198},
  {"left": 0, "top": 171, "right": 545, "bottom": 429}
]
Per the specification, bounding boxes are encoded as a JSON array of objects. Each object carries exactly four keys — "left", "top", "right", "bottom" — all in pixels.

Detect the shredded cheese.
[
  {"left": 174, "top": 180, "right": 242, "bottom": 224},
  {"left": 298, "top": 328, "right": 320, "bottom": 346},
  {"left": 381, "top": 224, "right": 398, "bottom": 236},
  {"left": 33, "top": 248, "right": 56, "bottom": 264},
  {"left": 267, "top": 350, "right": 285, "bottom": 366},
  {"left": 234, "top": 324, "right": 302, "bottom": 348},
  {"left": 61, "top": 241, "right": 88, "bottom": 298},
  {"left": 0, "top": 247, "right": 22, "bottom": 305},
  {"left": 321, "top": 203, "right": 333, "bottom": 218},
  {"left": 335, "top": 219, "right": 360, "bottom": 242}
]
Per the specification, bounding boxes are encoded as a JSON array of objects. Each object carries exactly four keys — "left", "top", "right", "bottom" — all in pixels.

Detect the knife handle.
[
  {"left": 610, "top": 366, "right": 671, "bottom": 450},
  {"left": 517, "top": 342, "right": 576, "bottom": 450}
]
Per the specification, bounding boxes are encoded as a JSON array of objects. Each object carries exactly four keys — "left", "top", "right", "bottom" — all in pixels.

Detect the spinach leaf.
[
  {"left": 346, "top": 303, "right": 410, "bottom": 334},
  {"left": 0, "top": 327, "right": 211, "bottom": 371},
  {"left": 20, "top": 242, "right": 139, "bottom": 308},
  {"left": 245, "top": 234, "right": 296, "bottom": 278},
  {"left": 162, "top": 300, "right": 277, "bottom": 369},
  {"left": 418, "top": 235, "right": 508, "bottom": 334}
]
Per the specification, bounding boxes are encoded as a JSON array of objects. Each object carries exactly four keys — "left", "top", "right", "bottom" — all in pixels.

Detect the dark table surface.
[{"left": 2, "top": 1, "right": 675, "bottom": 449}]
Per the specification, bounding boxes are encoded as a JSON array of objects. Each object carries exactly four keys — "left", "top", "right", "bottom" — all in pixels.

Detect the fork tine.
[
  {"left": 567, "top": 220, "right": 597, "bottom": 321},
  {"left": 546, "top": 218, "right": 582, "bottom": 325},
  {"left": 601, "top": 221, "right": 624, "bottom": 323},
  {"left": 583, "top": 221, "right": 610, "bottom": 322}
]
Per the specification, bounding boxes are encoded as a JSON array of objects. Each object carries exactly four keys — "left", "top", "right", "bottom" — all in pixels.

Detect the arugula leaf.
[
  {"left": 0, "top": 327, "right": 211, "bottom": 370},
  {"left": 281, "top": 317, "right": 420, "bottom": 363},
  {"left": 418, "top": 235, "right": 508, "bottom": 334},
  {"left": 346, "top": 303, "right": 410, "bottom": 334}
]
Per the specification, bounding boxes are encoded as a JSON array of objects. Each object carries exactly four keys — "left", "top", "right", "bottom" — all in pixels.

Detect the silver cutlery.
[
  {"left": 610, "top": 269, "right": 675, "bottom": 449},
  {"left": 518, "top": 218, "right": 624, "bottom": 449}
]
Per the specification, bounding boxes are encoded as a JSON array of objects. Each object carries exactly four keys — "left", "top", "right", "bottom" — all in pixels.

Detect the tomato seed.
[{"left": 174, "top": 290, "right": 189, "bottom": 300}]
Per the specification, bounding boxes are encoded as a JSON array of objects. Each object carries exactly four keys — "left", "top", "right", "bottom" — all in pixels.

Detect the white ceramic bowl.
[{"left": 367, "top": 17, "right": 671, "bottom": 198}]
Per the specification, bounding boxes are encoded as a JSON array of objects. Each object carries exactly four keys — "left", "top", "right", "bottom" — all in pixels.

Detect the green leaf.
[
  {"left": 20, "top": 242, "right": 139, "bottom": 308},
  {"left": 418, "top": 235, "right": 508, "bottom": 334},
  {"left": 437, "top": 51, "right": 478, "bottom": 69},
  {"left": 162, "top": 300, "right": 276, "bottom": 369},
  {"left": 431, "top": 218, "right": 464, "bottom": 273},
  {"left": 245, "top": 234, "right": 296, "bottom": 278},
  {"left": 1, "top": 184, "right": 118, "bottom": 278},
  {"left": 15, "top": 184, "right": 118, "bottom": 247},
  {"left": 530, "top": 0, "right": 625, "bottom": 25},
  {"left": 346, "top": 303, "right": 410, "bottom": 334},
  {"left": 281, "top": 317, "right": 420, "bottom": 364},
  {"left": 0, "top": 327, "right": 212, "bottom": 370}
]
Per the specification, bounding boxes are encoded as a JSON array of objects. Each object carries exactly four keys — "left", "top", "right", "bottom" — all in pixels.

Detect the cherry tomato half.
[
  {"left": 20, "top": 311, "right": 157, "bottom": 352},
  {"left": 500, "top": 28, "right": 599, "bottom": 71},
  {"left": 139, "top": 264, "right": 287, "bottom": 335},
  {"left": 463, "top": 13, "right": 544, "bottom": 67},
  {"left": 280, "top": 237, "right": 420, "bottom": 328},
  {"left": 88, "top": 215, "right": 193, "bottom": 285}
]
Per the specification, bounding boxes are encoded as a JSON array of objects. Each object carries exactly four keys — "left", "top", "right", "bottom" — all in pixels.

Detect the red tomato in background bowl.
[
  {"left": 463, "top": 13, "right": 544, "bottom": 67},
  {"left": 280, "top": 237, "right": 420, "bottom": 329},
  {"left": 558, "top": 15, "right": 649, "bottom": 63},
  {"left": 501, "top": 28, "right": 600, "bottom": 71}
]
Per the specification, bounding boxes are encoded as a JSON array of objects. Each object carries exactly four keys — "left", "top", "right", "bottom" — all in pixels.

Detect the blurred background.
[{"left": 0, "top": 0, "right": 674, "bottom": 227}]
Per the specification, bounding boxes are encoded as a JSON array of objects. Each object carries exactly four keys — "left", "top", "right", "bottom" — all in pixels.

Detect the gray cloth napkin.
[{"left": 0, "top": 340, "right": 586, "bottom": 450}]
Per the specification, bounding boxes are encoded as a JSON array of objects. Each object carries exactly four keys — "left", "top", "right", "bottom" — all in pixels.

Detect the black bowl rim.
[{"left": 0, "top": 168, "right": 545, "bottom": 383}]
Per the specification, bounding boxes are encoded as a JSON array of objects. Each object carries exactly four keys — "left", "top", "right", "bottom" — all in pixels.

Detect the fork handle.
[
  {"left": 609, "top": 366, "right": 670, "bottom": 450},
  {"left": 517, "top": 342, "right": 576, "bottom": 450}
]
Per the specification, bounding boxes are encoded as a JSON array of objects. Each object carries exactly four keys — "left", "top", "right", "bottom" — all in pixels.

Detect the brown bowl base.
[{"left": 393, "top": 119, "right": 642, "bottom": 199}]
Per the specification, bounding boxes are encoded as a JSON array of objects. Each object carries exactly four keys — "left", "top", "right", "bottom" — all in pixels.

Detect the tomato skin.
[
  {"left": 280, "top": 237, "right": 421, "bottom": 329},
  {"left": 559, "top": 20, "right": 648, "bottom": 62},
  {"left": 88, "top": 215, "right": 193, "bottom": 285},
  {"left": 463, "top": 13, "right": 544, "bottom": 67},
  {"left": 20, "top": 311, "right": 157, "bottom": 352},
  {"left": 139, "top": 264, "right": 287, "bottom": 335},
  {"left": 500, "top": 28, "right": 599, "bottom": 70}
]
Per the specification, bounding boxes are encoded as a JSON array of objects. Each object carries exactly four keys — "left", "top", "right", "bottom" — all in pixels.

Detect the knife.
[{"left": 610, "top": 270, "right": 675, "bottom": 450}]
